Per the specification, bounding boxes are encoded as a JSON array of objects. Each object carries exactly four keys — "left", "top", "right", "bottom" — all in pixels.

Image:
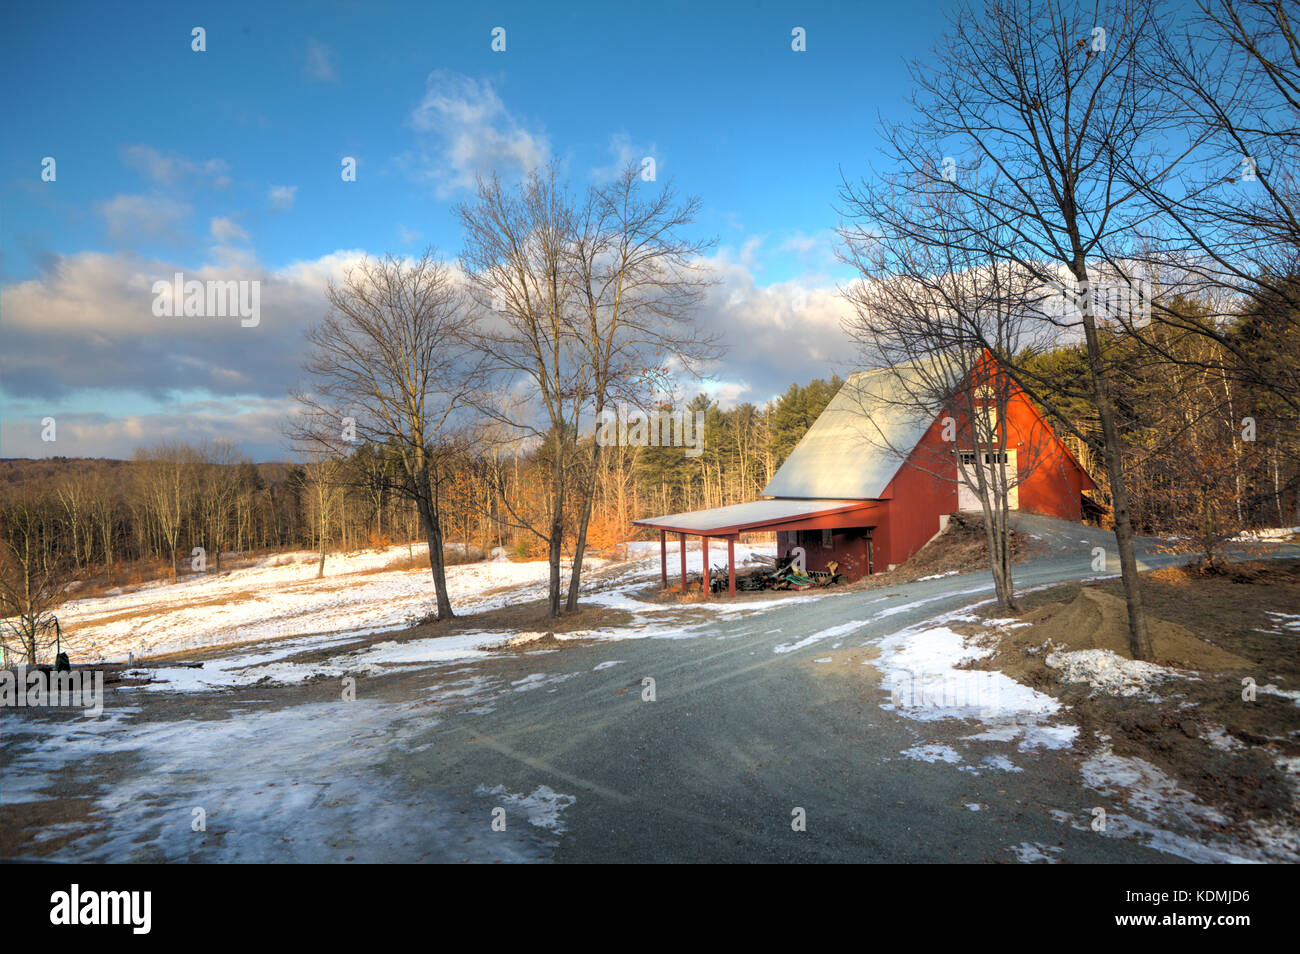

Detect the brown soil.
[
  {"left": 1011, "top": 588, "right": 1249, "bottom": 671},
  {"left": 964, "top": 558, "right": 1300, "bottom": 840},
  {"left": 890, "top": 511, "right": 1042, "bottom": 583}
]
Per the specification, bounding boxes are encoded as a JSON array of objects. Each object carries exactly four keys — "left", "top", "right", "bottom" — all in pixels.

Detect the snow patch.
[
  {"left": 1045, "top": 648, "right": 1183, "bottom": 697},
  {"left": 475, "top": 784, "right": 576, "bottom": 832},
  {"left": 900, "top": 743, "right": 962, "bottom": 764}
]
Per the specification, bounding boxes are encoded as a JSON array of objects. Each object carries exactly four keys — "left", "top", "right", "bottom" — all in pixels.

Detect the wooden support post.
[
  {"left": 659, "top": 530, "right": 667, "bottom": 588},
  {"left": 701, "top": 535, "right": 709, "bottom": 598},
  {"left": 728, "top": 536, "right": 736, "bottom": 598},
  {"left": 679, "top": 532, "right": 687, "bottom": 591}
]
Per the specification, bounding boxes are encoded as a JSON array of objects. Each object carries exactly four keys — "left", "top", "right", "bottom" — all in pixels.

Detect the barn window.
[{"left": 822, "top": 529, "right": 833, "bottom": 550}]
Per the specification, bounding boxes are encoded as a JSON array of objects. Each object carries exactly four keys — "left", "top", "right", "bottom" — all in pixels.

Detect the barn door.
[{"left": 958, "top": 450, "right": 1019, "bottom": 511}]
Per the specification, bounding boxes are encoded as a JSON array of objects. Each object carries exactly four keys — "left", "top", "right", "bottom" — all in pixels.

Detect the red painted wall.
[
  {"left": 872, "top": 366, "right": 1092, "bottom": 568},
  {"left": 1004, "top": 390, "right": 1087, "bottom": 521},
  {"left": 775, "top": 527, "right": 875, "bottom": 581},
  {"left": 772, "top": 503, "right": 888, "bottom": 582},
  {"left": 877, "top": 413, "right": 959, "bottom": 568}
]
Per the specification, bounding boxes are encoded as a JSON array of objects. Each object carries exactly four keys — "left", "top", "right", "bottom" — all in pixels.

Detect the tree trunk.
[
  {"left": 547, "top": 447, "right": 567, "bottom": 618},
  {"left": 415, "top": 474, "right": 455, "bottom": 620},
  {"left": 565, "top": 440, "right": 602, "bottom": 613},
  {"left": 1076, "top": 272, "right": 1153, "bottom": 660}
]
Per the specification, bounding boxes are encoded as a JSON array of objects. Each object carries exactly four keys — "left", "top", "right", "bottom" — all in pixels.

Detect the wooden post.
[
  {"left": 728, "top": 536, "right": 736, "bottom": 598},
  {"left": 679, "top": 532, "right": 687, "bottom": 591},
  {"left": 659, "top": 530, "right": 667, "bottom": 588},
  {"left": 701, "top": 535, "right": 709, "bottom": 598}
]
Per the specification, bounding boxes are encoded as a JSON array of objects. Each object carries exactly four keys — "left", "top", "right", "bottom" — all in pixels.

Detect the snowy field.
[{"left": 56, "top": 539, "right": 777, "bottom": 670}]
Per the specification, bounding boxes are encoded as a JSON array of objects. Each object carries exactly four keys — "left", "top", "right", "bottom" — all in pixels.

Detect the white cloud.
[
  {"left": 592, "top": 132, "right": 659, "bottom": 183},
  {"left": 407, "top": 70, "right": 549, "bottom": 196},
  {"left": 303, "top": 38, "right": 337, "bottom": 83},
  {"left": 779, "top": 229, "right": 841, "bottom": 268},
  {"left": 210, "top": 217, "right": 249, "bottom": 243},
  {"left": 0, "top": 248, "right": 366, "bottom": 406},
  {"left": 686, "top": 254, "right": 855, "bottom": 405},
  {"left": 268, "top": 185, "right": 298, "bottom": 211},
  {"left": 0, "top": 396, "right": 300, "bottom": 461},
  {"left": 1, "top": 243, "right": 858, "bottom": 458},
  {"left": 122, "top": 145, "right": 231, "bottom": 189},
  {"left": 397, "top": 225, "right": 422, "bottom": 245},
  {"left": 98, "top": 194, "right": 191, "bottom": 242}
]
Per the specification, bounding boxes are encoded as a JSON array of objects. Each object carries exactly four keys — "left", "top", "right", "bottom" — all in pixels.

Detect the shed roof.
[
  {"left": 631, "top": 498, "right": 877, "bottom": 535},
  {"left": 761, "top": 364, "right": 949, "bottom": 500}
]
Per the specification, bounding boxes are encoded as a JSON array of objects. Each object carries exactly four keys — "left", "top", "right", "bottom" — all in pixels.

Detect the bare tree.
[
  {"left": 457, "top": 169, "right": 589, "bottom": 617},
  {"left": 1113, "top": 0, "right": 1300, "bottom": 411},
  {"left": 297, "top": 451, "right": 343, "bottom": 578},
  {"left": 134, "top": 441, "right": 198, "bottom": 582},
  {"left": 838, "top": 0, "right": 1185, "bottom": 658},
  {"left": 87, "top": 469, "right": 119, "bottom": 569},
  {"left": 195, "top": 439, "right": 246, "bottom": 572},
  {"left": 296, "top": 250, "right": 481, "bottom": 619},
  {"left": 55, "top": 476, "right": 91, "bottom": 572},
  {"left": 458, "top": 167, "right": 718, "bottom": 615},
  {"left": 0, "top": 489, "right": 72, "bottom": 664},
  {"left": 562, "top": 167, "right": 718, "bottom": 610},
  {"left": 840, "top": 189, "right": 1056, "bottom": 611}
]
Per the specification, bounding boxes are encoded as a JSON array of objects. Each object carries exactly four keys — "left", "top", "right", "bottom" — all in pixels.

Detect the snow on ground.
[
  {"left": 68, "top": 540, "right": 783, "bottom": 691},
  {"left": 868, "top": 596, "right": 1080, "bottom": 770},
  {"left": 57, "top": 539, "right": 778, "bottom": 666},
  {"left": 1009, "top": 842, "right": 1063, "bottom": 864},
  {"left": 1262, "top": 611, "right": 1300, "bottom": 634},
  {"left": 474, "top": 784, "right": 577, "bottom": 833},
  {"left": 1231, "top": 526, "right": 1300, "bottom": 542},
  {"left": 59, "top": 543, "right": 582, "bottom": 662},
  {"left": 1073, "top": 741, "right": 1297, "bottom": 863},
  {"left": 2, "top": 699, "right": 553, "bottom": 862},
  {"left": 1045, "top": 648, "right": 1185, "bottom": 698},
  {"left": 774, "top": 619, "right": 868, "bottom": 654},
  {"left": 878, "top": 621, "right": 1065, "bottom": 727},
  {"left": 900, "top": 743, "right": 962, "bottom": 764}
]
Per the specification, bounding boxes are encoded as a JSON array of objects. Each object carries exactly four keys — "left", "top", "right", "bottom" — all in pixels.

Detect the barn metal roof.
[
  {"left": 631, "top": 498, "right": 877, "bottom": 535},
  {"left": 760, "top": 365, "right": 947, "bottom": 500}
]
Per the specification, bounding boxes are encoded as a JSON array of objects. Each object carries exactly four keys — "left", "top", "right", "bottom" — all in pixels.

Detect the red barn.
[{"left": 633, "top": 355, "right": 1097, "bottom": 595}]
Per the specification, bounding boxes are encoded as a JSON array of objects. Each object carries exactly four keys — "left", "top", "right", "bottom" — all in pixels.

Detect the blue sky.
[{"left": 1, "top": 0, "right": 955, "bottom": 460}]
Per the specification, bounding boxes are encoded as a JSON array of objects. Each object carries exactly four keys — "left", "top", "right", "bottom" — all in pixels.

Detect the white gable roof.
[
  {"left": 633, "top": 498, "right": 876, "bottom": 534},
  {"left": 761, "top": 364, "right": 949, "bottom": 500}
]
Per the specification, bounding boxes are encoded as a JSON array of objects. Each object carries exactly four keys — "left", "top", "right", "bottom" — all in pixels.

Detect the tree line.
[{"left": 0, "top": 374, "right": 844, "bottom": 661}]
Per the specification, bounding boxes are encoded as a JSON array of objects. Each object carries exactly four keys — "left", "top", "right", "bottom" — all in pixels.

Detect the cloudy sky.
[{"left": 1, "top": 0, "right": 951, "bottom": 461}]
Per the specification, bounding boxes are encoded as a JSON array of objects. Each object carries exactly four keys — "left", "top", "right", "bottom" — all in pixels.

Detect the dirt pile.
[
  {"left": 895, "top": 512, "right": 1040, "bottom": 580},
  {"left": 1024, "top": 587, "right": 1250, "bottom": 671}
]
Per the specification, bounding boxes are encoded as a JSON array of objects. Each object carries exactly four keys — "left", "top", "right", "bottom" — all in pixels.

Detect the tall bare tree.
[
  {"left": 1111, "top": 0, "right": 1300, "bottom": 412},
  {"left": 840, "top": 187, "right": 1056, "bottom": 611},
  {"left": 0, "top": 489, "right": 71, "bottom": 664},
  {"left": 297, "top": 251, "right": 481, "bottom": 619},
  {"left": 563, "top": 167, "right": 718, "bottom": 610},
  {"left": 134, "top": 440, "right": 197, "bottom": 583},
  {"left": 457, "top": 169, "right": 589, "bottom": 617},
  {"left": 458, "top": 167, "right": 717, "bottom": 615},
  {"left": 839, "top": 0, "right": 1186, "bottom": 658}
]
